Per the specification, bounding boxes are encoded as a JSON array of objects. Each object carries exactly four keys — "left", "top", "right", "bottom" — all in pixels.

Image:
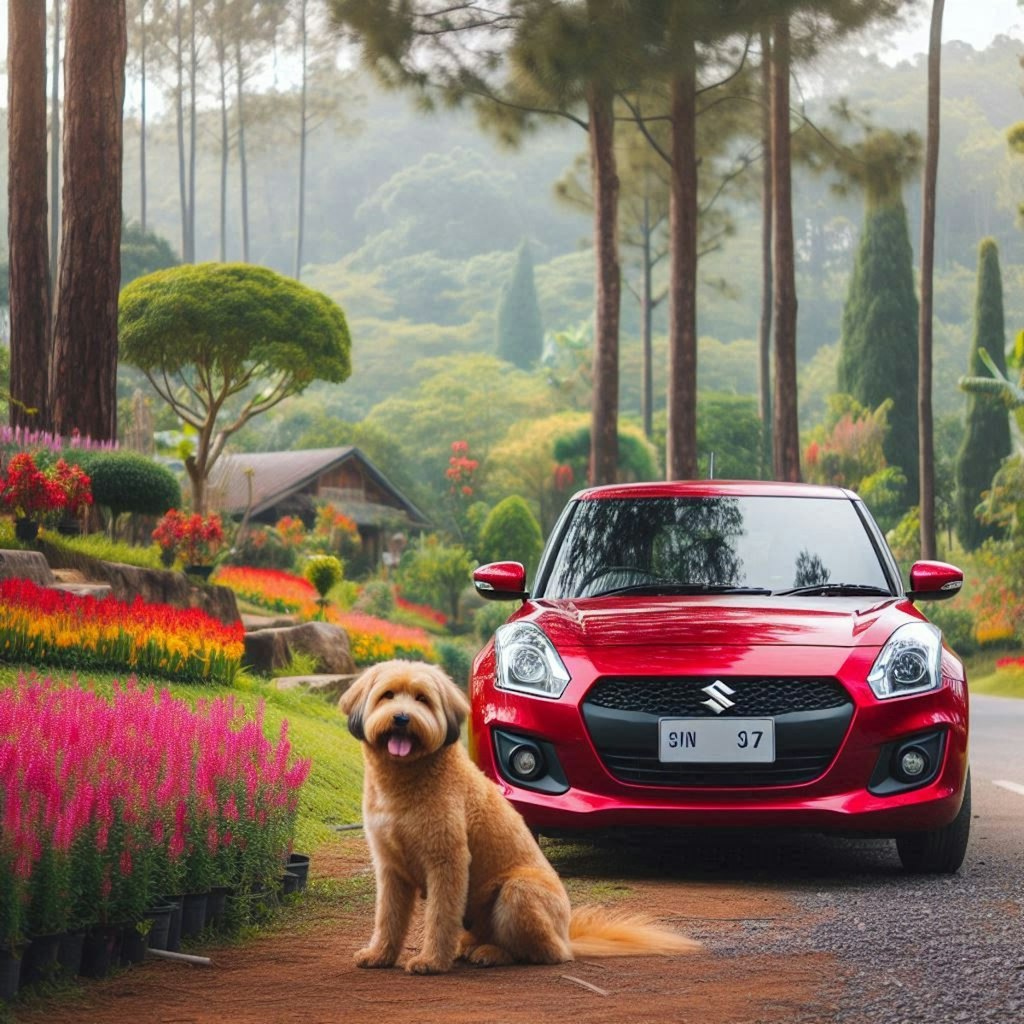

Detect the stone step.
[{"left": 51, "top": 582, "right": 114, "bottom": 599}]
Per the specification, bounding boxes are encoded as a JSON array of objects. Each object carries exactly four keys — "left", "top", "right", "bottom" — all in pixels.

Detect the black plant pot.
[
  {"left": 286, "top": 853, "right": 310, "bottom": 892},
  {"left": 0, "top": 946, "right": 23, "bottom": 1003},
  {"left": 79, "top": 925, "right": 121, "bottom": 979},
  {"left": 119, "top": 923, "right": 150, "bottom": 966},
  {"left": 279, "top": 870, "right": 301, "bottom": 897},
  {"left": 161, "top": 897, "right": 183, "bottom": 953},
  {"left": 180, "top": 893, "right": 208, "bottom": 939},
  {"left": 184, "top": 564, "right": 214, "bottom": 581},
  {"left": 14, "top": 517, "right": 39, "bottom": 542},
  {"left": 204, "top": 886, "right": 231, "bottom": 930},
  {"left": 143, "top": 904, "right": 176, "bottom": 952},
  {"left": 56, "top": 518, "right": 83, "bottom": 536},
  {"left": 56, "top": 930, "right": 85, "bottom": 977},
  {"left": 20, "top": 932, "right": 62, "bottom": 987}
]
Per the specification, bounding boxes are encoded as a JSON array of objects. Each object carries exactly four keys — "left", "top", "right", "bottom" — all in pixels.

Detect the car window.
[{"left": 540, "top": 495, "right": 891, "bottom": 598}]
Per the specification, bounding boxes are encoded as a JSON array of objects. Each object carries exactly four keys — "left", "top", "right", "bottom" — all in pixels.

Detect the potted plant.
[
  {"left": 153, "top": 510, "right": 225, "bottom": 576},
  {"left": 50, "top": 459, "right": 93, "bottom": 535},
  {"left": 0, "top": 453, "right": 66, "bottom": 541}
]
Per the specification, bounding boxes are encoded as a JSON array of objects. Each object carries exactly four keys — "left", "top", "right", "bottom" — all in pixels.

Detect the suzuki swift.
[{"left": 470, "top": 481, "right": 970, "bottom": 873}]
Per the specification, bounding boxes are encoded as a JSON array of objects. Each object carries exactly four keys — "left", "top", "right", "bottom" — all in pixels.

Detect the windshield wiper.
[
  {"left": 591, "top": 583, "right": 774, "bottom": 598},
  {"left": 773, "top": 583, "right": 893, "bottom": 597}
]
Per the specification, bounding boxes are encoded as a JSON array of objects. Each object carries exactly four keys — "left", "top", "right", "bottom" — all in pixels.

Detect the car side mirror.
[
  {"left": 907, "top": 560, "right": 963, "bottom": 602},
  {"left": 473, "top": 561, "right": 529, "bottom": 601}
]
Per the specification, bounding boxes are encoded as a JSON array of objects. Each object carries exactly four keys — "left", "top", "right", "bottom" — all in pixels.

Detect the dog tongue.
[{"left": 388, "top": 735, "right": 413, "bottom": 758}]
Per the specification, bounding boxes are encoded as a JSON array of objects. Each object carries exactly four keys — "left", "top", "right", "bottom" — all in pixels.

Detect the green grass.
[
  {"left": 40, "top": 532, "right": 165, "bottom": 570},
  {"left": 961, "top": 646, "right": 1024, "bottom": 699},
  {"left": 0, "top": 664, "right": 365, "bottom": 852}
]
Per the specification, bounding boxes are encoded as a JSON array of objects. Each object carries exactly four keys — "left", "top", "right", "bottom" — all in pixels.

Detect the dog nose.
[{"left": 393, "top": 712, "right": 410, "bottom": 726}]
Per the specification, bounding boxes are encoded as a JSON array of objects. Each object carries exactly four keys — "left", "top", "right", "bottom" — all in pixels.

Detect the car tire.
[{"left": 895, "top": 769, "right": 971, "bottom": 874}]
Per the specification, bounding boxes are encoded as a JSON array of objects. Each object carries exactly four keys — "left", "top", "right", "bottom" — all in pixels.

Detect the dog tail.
[{"left": 568, "top": 905, "right": 700, "bottom": 958}]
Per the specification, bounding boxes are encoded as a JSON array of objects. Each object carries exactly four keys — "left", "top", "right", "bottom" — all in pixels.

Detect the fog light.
[
  {"left": 899, "top": 747, "right": 928, "bottom": 778},
  {"left": 509, "top": 744, "right": 543, "bottom": 780}
]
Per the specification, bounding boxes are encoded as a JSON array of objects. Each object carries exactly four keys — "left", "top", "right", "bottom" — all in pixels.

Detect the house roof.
[{"left": 209, "top": 447, "right": 431, "bottom": 527}]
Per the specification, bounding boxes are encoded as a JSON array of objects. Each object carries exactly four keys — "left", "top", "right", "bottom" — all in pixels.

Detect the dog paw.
[
  {"left": 467, "top": 944, "right": 514, "bottom": 967},
  {"left": 405, "top": 955, "right": 452, "bottom": 975},
  {"left": 355, "top": 946, "right": 397, "bottom": 969}
]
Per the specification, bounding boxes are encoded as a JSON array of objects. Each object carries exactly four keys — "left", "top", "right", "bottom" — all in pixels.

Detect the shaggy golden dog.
[{"left": 338, "top": 659, "right": 699, "bottom": 974}]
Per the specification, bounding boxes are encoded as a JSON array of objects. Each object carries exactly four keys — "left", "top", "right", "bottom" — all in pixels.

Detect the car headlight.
[
  {"left": 867, "top": 622, "right": 943, "bottom": 699},
  {"left": 494, "top": 622, "right": 571, "bottom": 699}
]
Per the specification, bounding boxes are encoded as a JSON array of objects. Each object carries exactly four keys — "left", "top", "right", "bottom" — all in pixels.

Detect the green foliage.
[
  {"left": 68, "top": 450, "right": 181, "bottom": 520},
  {"left": 924, "top": 601, "right": 979, "bottom": 658},
  {"left": 304, "top": 555, "right": 344, "bottom": 598},
  {"left": 396, "top": 535, "right": 475, "bottom": 624},
  {"left": 120, "top": 219, "right": 179, "bottom": 287},
  {"left": 478, "top": 495, "right": 544, "bottom": 578},
  {"left": 804, "top": 395, "right": 891, "bottom": 490},
  {"left": 354, "top": 579, "right": 396, "bottom": 618},
  {"left": 553, "top": 423, "right": 659, "bottom": 483},
  {"left": 496, "top": 241, "right": 544, "bottom": 369},
  {"left": 435, "top": 639, "right": 474, "bottom": 689},
  {"left": 886, "top": 506, "right": 920, "bottom": 571},
  {"left": 859, "top": 466, "right": 908, "bottom": 534},
  {"left": 474, "top": 599, "right": 512, "bottom": 643},
  {"left": 42, "top": 533, "right": 164, "bottom": 571},
  {"left": 955, "top": 238, "right": 1012, "bottom": 552},
  {"left": 837, "top": 200, "right": 919, "bottom": 505},
  {"left": 694, "top": 393, "right": 762, "bottom": 480}
]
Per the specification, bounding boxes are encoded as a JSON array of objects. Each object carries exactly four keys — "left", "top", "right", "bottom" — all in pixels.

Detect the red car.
[{"left": 470, "top": 480, "right": 970, "bottom": 873}]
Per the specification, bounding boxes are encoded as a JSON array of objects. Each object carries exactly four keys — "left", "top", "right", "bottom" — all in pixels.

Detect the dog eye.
[
  {"left": 415, "top": 694, "right": 430, "bottom": 706},
  {"left": 379, "top": 690, "right": 394, "bottom": 702}
]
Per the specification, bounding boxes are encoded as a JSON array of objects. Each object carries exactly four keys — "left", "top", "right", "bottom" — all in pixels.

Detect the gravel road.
[{"left": 693, "top": 692, "right": 1024, "bottom": 1024}]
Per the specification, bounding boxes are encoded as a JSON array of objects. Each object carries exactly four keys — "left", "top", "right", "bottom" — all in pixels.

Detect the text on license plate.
[{"left": 658, "top": 718, "right": 775, "bottom": 763}]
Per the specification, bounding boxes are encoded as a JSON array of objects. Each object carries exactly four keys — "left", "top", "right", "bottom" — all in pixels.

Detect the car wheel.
[{"left": 895, "top": 769, "right": 971, "bottom": 874}]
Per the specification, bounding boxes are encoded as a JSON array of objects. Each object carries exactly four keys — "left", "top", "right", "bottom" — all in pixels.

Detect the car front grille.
[
  {"left": 582, "top": 676, "right": 854, "bottom": 788},
  {"left": 586, "top": 675, "right": 851, "bottom": 717}
]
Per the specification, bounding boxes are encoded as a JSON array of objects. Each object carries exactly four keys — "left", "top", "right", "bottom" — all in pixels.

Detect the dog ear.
[
  {"left": 437, "top": 668, "right": 471, "bottom": 747},
  {"left": 339, "top": 665, "right": 377, "bottom": 741}
]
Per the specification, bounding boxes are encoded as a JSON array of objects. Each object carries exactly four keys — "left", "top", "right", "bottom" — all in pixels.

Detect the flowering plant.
[
  {"left": 0, "top": 452, "right": 67, "bottom": 520},
  {"left": 51, "top": 459, "right": 94, "bottom": 518},
  {"left": 152, "top": 509, "right": 225, "bottom": 566}
]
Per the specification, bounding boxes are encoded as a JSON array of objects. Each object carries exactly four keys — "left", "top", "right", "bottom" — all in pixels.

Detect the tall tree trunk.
[
  {"left": 49, "top": 0, "right": 127, "bottom": 442},
  {"left": 641, "top": 191, "right": 653, "bottom": 440},
  {"left": 235, "top": 34, "right": 251, "bottom": 263},
  {"left": 8, "top": 0, "right": 51, "bottom": 430},
  {"left": 666, "top": 43, "right": 698, "bottom": 481},
  {"left": 758, "top": 28, "right": 773, "bottom": 479},
  {"left": 218, "top": 9, "right": 229, "bottom": 262},
  {"left": 188, "top": 0, "right": 198, "bottom": 260},
  {"left": 918, "top": 0, "right": 944, "bottom": 560},
  {"left": 48, "top": 0, "right": 61, "bottom": 291},
  {"left": 175, "top": 0, "right": 190, "bottom": 260},
  {"left": 587, "top": 83, "right": 620, "bottom": 486},
  {"left": 770, "top": 18, "right": 800, "bottom": 482},
  {"left": 295, "top": 0, "right": 309, "bottom": 279},
  {"left": 140, "top": 0, "right": 147, "bottom": 233}
]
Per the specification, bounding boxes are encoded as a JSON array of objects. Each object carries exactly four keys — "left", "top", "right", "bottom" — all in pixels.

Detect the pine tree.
[
  {"left": 954, "top": 238, "right": 1012, "bottom": 551},
  {"left": 837, "top": 131, "right": 922, "bottom": 505},
  {"left": 495, "top": 242, "right": 544, "bottom": 370}
]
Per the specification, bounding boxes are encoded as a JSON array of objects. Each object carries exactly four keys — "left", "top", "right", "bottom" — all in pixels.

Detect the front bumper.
[{"left": 468, "top": 643, "right": 969, "bottom": 836}]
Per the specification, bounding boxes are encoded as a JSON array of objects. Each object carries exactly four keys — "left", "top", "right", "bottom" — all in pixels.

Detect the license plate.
[{"left": 658, "top": 718, "right": 775, "bottom": 763}]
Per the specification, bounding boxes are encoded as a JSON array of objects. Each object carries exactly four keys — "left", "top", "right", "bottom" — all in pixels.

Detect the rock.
[
  {"left": 0, "top": 549, "right": 56, "bottom": 585},
  {"left": 273, "top": 674, "right": 357, "bottom": 700},
  {"left": 243, "top": 621, "right": 355, "bottom": 676},
  {"left": 89, "top": 561, "right": 241, "bottom": 625}
]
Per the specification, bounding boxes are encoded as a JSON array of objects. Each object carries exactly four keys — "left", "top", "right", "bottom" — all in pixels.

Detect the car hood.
[{"left": 526, "top": 594, "right": 921, "bottom": 650}]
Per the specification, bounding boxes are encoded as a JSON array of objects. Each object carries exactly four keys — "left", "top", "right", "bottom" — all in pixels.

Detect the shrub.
[
  {"left": 436, "top": 639, "right": 474, "bottom": 689},
  {"left": 474, "top": 600, "right": 511, "bottom": 643},
  {"left": 70, "top": 450, "right": 180, "bottom": 521},
  {"left": 227, "top": 524, "right": 296, "bottom": 570},
  {"left": 478, "top": 495, "right": 543, "bottom": 577},
  {"left": 925, "top": 602, "right": 978, "bottom": 657},
  {"left": 304, "top": 555, "right": 344, "bottom": 619},
  {"left": 354, "top": 579, "right": 396, "bottom": 619},
  {"left": 397, "top": 536, "right": 475, "bottom": 624}
]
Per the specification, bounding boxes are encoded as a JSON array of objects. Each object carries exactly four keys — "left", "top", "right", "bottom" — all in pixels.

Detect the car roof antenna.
[{"left": 708, "top": 451, "right": 715, "bottom": 480}]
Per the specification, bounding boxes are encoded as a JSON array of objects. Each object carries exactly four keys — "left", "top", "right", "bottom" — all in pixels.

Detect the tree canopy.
[{"left": 119, "top": 262, "right": 352, "bottom": 511}]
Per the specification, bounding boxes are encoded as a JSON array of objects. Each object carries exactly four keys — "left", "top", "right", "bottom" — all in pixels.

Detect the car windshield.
[{"left": 540, "top": 495, "right": 892, "bottom": 599}]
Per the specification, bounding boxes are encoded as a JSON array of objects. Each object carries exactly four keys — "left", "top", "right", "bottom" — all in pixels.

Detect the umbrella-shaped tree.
[{"left": 119, "top": 262, "right": 351, "bottom": 513}]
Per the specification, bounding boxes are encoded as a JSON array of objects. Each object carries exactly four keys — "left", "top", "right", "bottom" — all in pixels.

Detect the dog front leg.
[
  {"left": 356, "top": 866, "right": 416, "bottom": 969},
  {"left": 405, "top": 847, "right": 470, "bottom": 975}
]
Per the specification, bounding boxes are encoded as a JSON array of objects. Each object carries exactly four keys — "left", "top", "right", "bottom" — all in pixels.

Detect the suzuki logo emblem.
[{"left": 701, "top": 680, "right": 736, "bottom": 714}]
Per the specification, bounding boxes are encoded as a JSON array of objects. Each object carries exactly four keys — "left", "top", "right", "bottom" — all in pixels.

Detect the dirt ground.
[{"left": 12, "top": 837, "right": 840, "bottom": 1024}]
